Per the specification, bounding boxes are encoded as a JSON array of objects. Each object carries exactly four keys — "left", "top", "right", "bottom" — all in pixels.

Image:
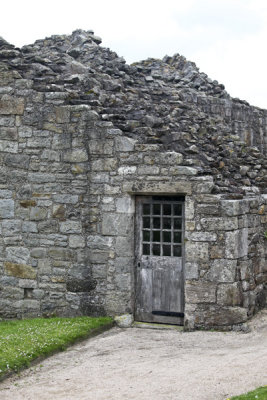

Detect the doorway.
[{"left": 135, "top": 196, "right": 185, "bottom": 325}]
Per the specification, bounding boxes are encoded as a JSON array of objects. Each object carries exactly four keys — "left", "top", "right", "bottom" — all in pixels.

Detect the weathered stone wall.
[
  {"left": 0, "top": 67, "right": 99, "bottom": 318},
  {"left": 185, "top": 195, "right": 267, "bottom": 328},
  {"left": 85, "top": 124, "right": 267, "bottom": 328},
  {"left": 191, "top": 93, "right": 267, "bottom": 153},
  {"left": 0, "top": 30, "right": 266, "bottom": 328}
]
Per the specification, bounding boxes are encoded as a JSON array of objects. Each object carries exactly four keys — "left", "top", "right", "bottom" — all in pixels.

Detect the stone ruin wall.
[
  {"left": 0, "top": 38, "right": 266, "bottom": 329},
  {"left": 186, "top": 92, "right": 267, "bottom": 153}
]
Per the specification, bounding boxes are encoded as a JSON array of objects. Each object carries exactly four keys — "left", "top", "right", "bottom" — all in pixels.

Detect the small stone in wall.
[{"left": 4, "top": 262, "right": 37, "bottom": 279}]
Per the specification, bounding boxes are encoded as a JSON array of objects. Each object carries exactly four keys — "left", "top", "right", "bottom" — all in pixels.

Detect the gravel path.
[{"left": 0, "top": 311, "right": 267, "bottom": 400}]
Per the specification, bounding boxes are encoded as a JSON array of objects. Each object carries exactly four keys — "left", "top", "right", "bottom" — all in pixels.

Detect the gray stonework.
[{"left": 0, "top": 31, "right": 266, "bottom": 328}]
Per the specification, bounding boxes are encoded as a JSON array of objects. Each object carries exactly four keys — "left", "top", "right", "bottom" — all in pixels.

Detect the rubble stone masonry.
[{"left": 0, "top": 30, "right": 266, "bottom": 328}]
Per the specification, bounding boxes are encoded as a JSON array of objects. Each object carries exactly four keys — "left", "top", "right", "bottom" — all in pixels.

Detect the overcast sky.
[{"left": 2, "top": 0, "right": 267, "bottom": 109}]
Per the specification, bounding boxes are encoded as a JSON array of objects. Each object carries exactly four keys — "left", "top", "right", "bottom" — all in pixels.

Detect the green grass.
[
  {"left": 229, "top": 386, "right": 267, "bottom": 399},
  {"left": 0, "top": 316, "right": 113, "bottom": 379}
]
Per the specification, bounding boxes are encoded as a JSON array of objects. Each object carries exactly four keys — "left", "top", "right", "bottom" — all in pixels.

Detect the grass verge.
[
  {"left": 229, "top": 386, "right": 267, "bottom": 399},
  {"left": 0, "top": 316, "right": 113, "bottom": 380}
]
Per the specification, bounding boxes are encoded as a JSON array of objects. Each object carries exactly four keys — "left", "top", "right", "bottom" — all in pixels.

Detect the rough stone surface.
[
  {"left": 114, "top": 314, "right": 134, "bottom": 328},
  {"left": 4, "top": 262, "right": 37, "bottom": 279}
]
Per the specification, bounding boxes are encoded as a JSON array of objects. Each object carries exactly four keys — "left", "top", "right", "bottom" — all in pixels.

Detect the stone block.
[
  {"left": 66, "top": 264, "right": 97, "bottom": 292},
  {"left": 4, "top": 262, "right": 37, "bottom": 279},
  {"left": 123, "top": 181, "right": 192, "bottom": 195},
  {"left": 95, "top": 158, "right": 118, "bottom": 171},
  {"left": 0, "top": 127, "right": 17, "bottom": 140},
  {"left": 6, "top": 246, "right": 30, "bottom": 264},
  {"left": 104, "top": 185, "right": 120, "bottom": 195},
  {"left": 118, "top": 166, "right": 137, "bottom": 175},
  {"left": 53, "top": 194, "right": 79, "bottom": 204},
  {"left": 51, "top": 276, "right": 66, "bottom": 284},
  {"left": 2, "top": 220, "right": 21, "bottom": 235},
  {"left": 194, "top": 182, "right": 214, "bottom": 194},
  {"left": 107, "top": 128, "right": 122, "bottom": 136},
  {"left": 189, "top": 232, "right": 217, "bottom": 242},
  {"left": 0, "top": 95, "right": 25, "bottom": 115},
  {"left": 114, "top": 273, "right": 131, "bottom": 291},
  {"left": 114, "top": 314, "right": 134, "bottom": 328},
  {"left": 18, "top": 125, "right": 32, "bottom": 137},
  {"left": 0, "top": 69, "right": 17, "bottom": 85},
  {"left": 43, "top": 122, "right": 63, "bottom": 134},
  {"left": 22, "top": 299, "right": 40, "bottom": 310},
  {"left": 115, "top": 136, "right": 136, "bottom": 152},
  {"left": 38, "top": 259, "right": 52, "bottom": 274},
  {"left": 0, "top": 116, "right": 15, "bottom": 126},
  {"left": 115, "top": 236, "right": 133, "bottom": 256},
  {"left": 205, "top": 259, "right": 237, "bottom": 282},
  {"left": 91, "top": 172, "right": 109, "bottom": 183},
  {"left": 210, "top": 245, "right": 224, "bottom": 259},
  {"left": 102, "top": 213, "right": 133, "bottom": 236},
  {"left": 60, "top": 221, "right": 82, "bottom": 234},
  {"left": 0, "top": 276, "right": 18, "bottom": 286},
  {"left": 185, "top": 221, "right": 195, "bottom": 231},
  {"left": 32, "top": 289, "right": 45, "bottom": 299},
  {"left": 88, "top": 251, "right": 110, "bottom": 264},
  {"left": 217, "top": 283, "right": 242, "bottom": 306},
  {"left": 185, "top": 198, "right": 194, "bottom": 219},
  {"left": 41, "top": 149, "right": 60, "bottom": 161},
  {"left": 185, "top": 262, "right": 199, "bottom": 280},
  {"left": 197, "top": 204, "right": 220, "bottom": 215},
  {"left": 63, "top": 149, "right": 88, "bottom": 162},
  {"left": 225, "top": 229, "right": 248, "bottom": 259},
  {"left": 52, "top": 205, "right": 66, "bottom": 220},
  {"left": 195, "top": 306, "right": 247, "bottom": 327},
  {"left": 18, "top": 279, "right": 37, "bottom": 289},
  {"left": 197, "top": 192, "right": 218, "bottom": 207},
  {"left": 48, "top": 248, "right": 74, "bottom": 260},
  {"left": 115, "top": 257, "right": 134, "bottom": 274},
  {"left": 20, "top": 200, "right": 37, "bottom": 208},
  {"left": 170, "top": 166, "right": 197, "bottom": 175},
  {"left": 221, "top": 200, "right": 249, "bottom": 216},
  {"left": 0, "top": 189, "right": 12, "bottom": 198},
  {"left": 0, "top": 140, "right": 18, "bottom": 153},
  {"left": 69, "top": 235, "right": 85, "bottom": 248},
  {"left": 137, "top": 166, "right": 160, "bottom": 175},
  {"left": 185, "top": 281, "right": 216, "bottom": 303},
  {"left": 87, "top": 235, "right": 113, "bottom": 249},
  {"left": 155, "top": 152, "right": 183, "bottom": 165},
  {"left": 185, "top": 242, "right": 209, "bottom": 261},
  {"left": 66, "top": 276, "right": 97, "bottom": 292},
  {"left": 200, "top": 217, "right": 238, "bottom": 231},
  {"left": 56, "top": 106, "right": 70, "bottom": 123},
  {"left": 1, "top": 286, "right": 24, "bottom": 300},
  {"left": 30, "top": 248, "right": 47, "bottom": 258},
  {"left": 91, "top": 263, "right": 107, "bottom": 279},
  {"left": 28, "top": 173, "right": 56, "bottom": 183},
  {"left": 38, "top": 220, "right": 58, "bottom": 233},
  {"left": 4, "top": 154, "right": 30, "bottom": 169},
  {"left": 116, "top": 197, "right": 135, "bottom": 214},
  {"left": 30, "top": 207, "right": 47, "bottom": 221},
  {"left": 27, "top": 137, "right": 51, "bottom": 148}
]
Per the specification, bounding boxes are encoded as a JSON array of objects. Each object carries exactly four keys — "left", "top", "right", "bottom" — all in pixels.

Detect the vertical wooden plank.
[
  {"left": 152, "top": 269, "right": 162, "bottom": 311},
  {"left": 169, "top": 259, "right": 183, "bottom": 312},
  {"left": 169, "top": 267, "right": 177, "bottom": 312},
  {"left": 140, "top": 267, "right": 152, "bottom": 313},
  {"left": 160, "top": 266, "right": 169, "bottom": 312}
]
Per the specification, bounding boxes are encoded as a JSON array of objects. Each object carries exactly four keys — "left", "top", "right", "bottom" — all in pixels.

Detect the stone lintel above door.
[{"left": 123, "top": 181, "right": 192, "bottom": 195}]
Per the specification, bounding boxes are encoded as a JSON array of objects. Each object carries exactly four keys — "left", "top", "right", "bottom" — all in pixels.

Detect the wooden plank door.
[{"left": 135, "top": 196, "right": 184, "bottom": 325}]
